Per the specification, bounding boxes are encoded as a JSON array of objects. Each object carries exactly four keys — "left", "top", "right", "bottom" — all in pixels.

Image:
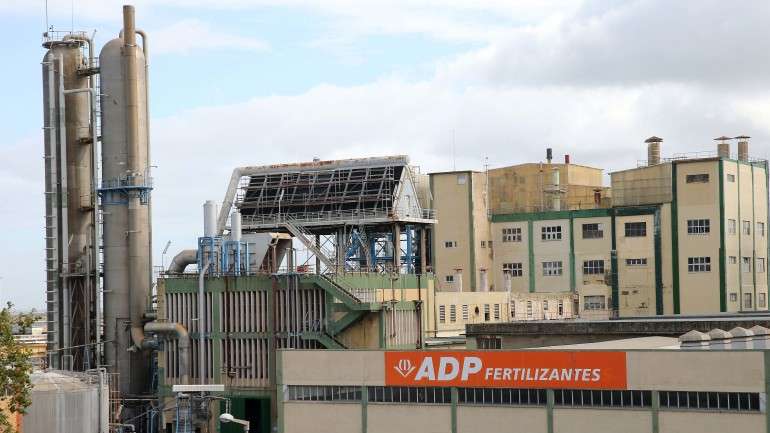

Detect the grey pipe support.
[
  {"left": 199, "top": 260, "right": 211, "bottom": 384},
  {"left": 144, "top": 321, "right": 190, "bottom": 385},
  {"left": 167, "top": 249, "right": 198, "bottom": 273}
]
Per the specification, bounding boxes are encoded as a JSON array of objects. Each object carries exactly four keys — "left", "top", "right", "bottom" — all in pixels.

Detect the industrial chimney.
[
  {"left": 736, "top": 135, "right": 750, "bottom": 162},
  {"left": 546, "top": 148, "right": 553, "bottom": 164},
  {"left": 645, "top": 136, "right": 662, "bottom": 166},
  {"left": 714, "top": 136, "right": 731, "bottom": 159}
]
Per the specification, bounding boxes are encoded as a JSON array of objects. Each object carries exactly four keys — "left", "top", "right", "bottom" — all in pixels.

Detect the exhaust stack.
[
  {"left": 714, "top": 136, "right": 731, "bottom": 159},
  {"left": 735, "top": 135, "right": 750, "bottom": 162},
  {"left": 645, "top": 136, "right": 662, "bottom": 166}
]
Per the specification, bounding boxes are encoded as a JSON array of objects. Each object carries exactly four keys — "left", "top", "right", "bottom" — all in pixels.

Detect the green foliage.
[{"left": 0, "top": 303, "right": 33, "bottom": 433}]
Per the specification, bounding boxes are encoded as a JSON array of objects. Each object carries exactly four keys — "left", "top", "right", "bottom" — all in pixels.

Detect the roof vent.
[
  {"left": 727, "top": 327, "right": 754, "bottom": 349},
  {"left": 714, "top": 136, "right": 732, "bottom": 159},
  {"left": 735, "top": 135, "right": 750, "bottom": 161},
  {"left": 678, "top": 330, "right": 710, "bottom": 349},
  {"left": 707, "top": 328, "right": 732, "bottom": 350},
  {"left": 645, "top": 136, "right": 662, "bottom": 166}
]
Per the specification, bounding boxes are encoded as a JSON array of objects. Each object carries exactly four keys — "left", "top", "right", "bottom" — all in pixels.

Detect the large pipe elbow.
[
  {"left": 167, "top": 249, "right": 198, "bottom": 273},
  {"left": 144, "top": 321, "right": 190, "bottom": 384}
]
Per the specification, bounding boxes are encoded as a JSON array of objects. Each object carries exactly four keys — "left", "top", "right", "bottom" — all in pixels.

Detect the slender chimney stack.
[
  {"left": 714, "top": 136, "right": 731, "bottom": 159},
  {"left": 564, "top": 154, "right": 570, "bottom": 164},
  {"left": 735, "top": 135, "right": 750, "bottom": 162},
  {"left": 645, "top": 136, "right": 662, "bottom": 166},
  {"left": 546, "top": 148, "right": 553, "bottom": 164}
]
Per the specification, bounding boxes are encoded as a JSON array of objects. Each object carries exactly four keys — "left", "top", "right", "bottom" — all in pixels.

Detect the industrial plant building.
[
  {"left": 32, "top": 4, "right": 770, "bottom": 433},
  {"left": 430, "top": 137, "right": 769, "bottom": 328}
]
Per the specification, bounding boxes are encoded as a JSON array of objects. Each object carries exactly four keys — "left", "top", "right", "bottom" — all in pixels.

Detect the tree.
[{"left": 0, "top": 303, "right": 33, "bottom": 433}]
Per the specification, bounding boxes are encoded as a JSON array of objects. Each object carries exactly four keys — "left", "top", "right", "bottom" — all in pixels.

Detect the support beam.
[{"left": 393, "top": 224, "right": 401, "bottom": 272}]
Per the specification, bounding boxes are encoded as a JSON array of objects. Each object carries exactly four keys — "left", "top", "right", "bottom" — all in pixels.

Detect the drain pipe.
[
  {"left": 144, "top": 322, "right": 190, "bottom": 384},
  {"left": 199, "top": 260, "right": 211, "bottom": 384}
]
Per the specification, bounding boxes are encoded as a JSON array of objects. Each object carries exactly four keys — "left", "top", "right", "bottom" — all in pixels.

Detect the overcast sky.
[{"left": 1, "top": 0, "right": 769, "bottom": 310}]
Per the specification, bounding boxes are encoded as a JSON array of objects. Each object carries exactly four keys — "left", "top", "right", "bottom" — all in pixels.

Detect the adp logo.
[{"left": 390, "top": 355, "right": 483, "bottom": 382}]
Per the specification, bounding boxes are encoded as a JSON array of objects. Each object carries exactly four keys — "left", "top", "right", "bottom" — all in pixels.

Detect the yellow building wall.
[
  {"left": 611, "top": 163, "right": 673, "bottom": 207},
  {"left": 471, "top": 172, "right": 494, "bottom": 291},
  {"left": 573, "top": 216, "right": 613, "bottom": 318},
  {"left": 532, "top": 218, "right": 571, "bottom": 293},
  {"left": 491, "top": 220, "right": 529, "bottom": 293},
  {"left": 675, "top": 160, "right": 721, "bottom": 314},
  {"left": 615, "top": 213, "right": 658, "bottom": 316},
  {"left": 283, "top": 403, "right": 360, "bottom": 433},
  {"left": 659, "top": 412, "right": 764, "bottom": 433},
  {"left": 458, "top": 407, "right": 547, "bottom": 433},
  {"left": 368, "top": 404, "right": 451, "bottom": 433},
  {"left": 430, "top": 172, "right": 474, "bottom": 291},
  {"left": 553, "top": 409, "right": 651, "bottom": 433}
]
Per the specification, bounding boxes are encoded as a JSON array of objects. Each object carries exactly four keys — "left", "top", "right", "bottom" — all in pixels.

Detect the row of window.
[
  {"left": 438, "top": 303, "right": 502, "bottom": 324},
  {"left": 688, "top": 256, "right": 767, "bottom": 273},
  {"left": 728, "top": 220, "right": 765, "bottom": 236},
  {"left": 286, "top": 386, "right": 762, "bottom": 413},
  {"left": 729, "top": 292, "right": 767, "bottom": 309},
  {"left": 500, "top": 258, "right": 644, "bottom": 278}
]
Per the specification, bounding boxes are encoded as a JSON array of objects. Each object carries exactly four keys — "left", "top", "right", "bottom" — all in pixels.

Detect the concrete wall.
[
  {"left": 430, "top": 172, "right": 474, "bottom": 291},
  {"left": 458, "top": 406, "right": 547, "bottom": 433},
  {"left": 554, "top": 409, "right": 651, "bottom": 433},
  {"left": 368, "top": 405, "right": 451, "bottom": 433},
  {"left": 283, "top": 402, "right": 360, "bottom": 433},
  {"left": 659, "top": 412, "right": 765, "bottom": 433}
]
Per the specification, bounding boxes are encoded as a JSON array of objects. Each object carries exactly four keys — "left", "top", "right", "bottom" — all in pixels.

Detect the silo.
[
  {"left": 42, "top": 34, "right": 98, "bottom": 370},
  {"left": 99, "top": 5, "right": 152, "bottom": 397}
]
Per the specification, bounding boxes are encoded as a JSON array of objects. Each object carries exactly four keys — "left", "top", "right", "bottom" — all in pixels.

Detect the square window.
[
  {"left": 445, "top": 275, "right": 455, "bottom": 283},
  {"left": 541, "top": 225, "right": 563, "bottom": 241},
  {"left": 480, "top": 240, "right": 486, "bottom": 248},
  {"left": 582, "top": 223, "right": 604, "bottom": 239},
  {"left": 730, "top": 293, "right": 738, "bottom": 302},
  {"left": 687, "top": 219, "right": 710, "bottom": 234},
  {"left": 503, "top": 262, "right": 523, "bottom": 277},
  {"left": 624, "top": 222, "right": 647, "bottom": 237},
  {"left": 727, "top": 174, "right": 735, "bottom": 182},
  {"left": 744, "top": 293, "right": 753, "bottom": 309},
  {"left": 502, "top": 227, "right": 522, "bottom": 242},
  {"left": 687, "top": 256, "right": 711, "bottom": 272},
  {"left": 686, "top": 173, "right": 709, "bottom": 183},
  {"left": 582, "top": 259, "right": 605, "bottom": 275},
  {"left": 729, "top": 256, "right": 737, "bottom": 265},
  {"left": 584, "top": 295, "right": 606, "bottom": 310},
  {"left": 542, "top": 261, "right": 563, "bottom": 276},
  {"left": 457, "top": 174, "right": 467, "bottom": 185}
]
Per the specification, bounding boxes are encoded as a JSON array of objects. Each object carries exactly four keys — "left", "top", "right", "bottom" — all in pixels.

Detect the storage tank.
[
  {"left": 41, "top": 34, "right": 98, "bottom": 370},
  {"left": 99, "top": 5, "right": 152, "bottom": 397}
]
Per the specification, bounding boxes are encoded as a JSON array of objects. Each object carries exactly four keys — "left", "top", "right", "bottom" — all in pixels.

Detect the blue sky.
[{"left": 1, "top": 0, "right": 770, "bottom": 310}]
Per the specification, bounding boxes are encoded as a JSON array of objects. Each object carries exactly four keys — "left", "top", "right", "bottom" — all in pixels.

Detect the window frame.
[
  {"left": 582, "top": 223, "right": 604, "bottom": 239},
  {"left": 624, "top": 222, "right": 647, "bottom": 237},
  {"left": 542, "top": 261, "right": 564, "bottom": 276},
  {"left": 687, "top": 256, "right": 711, "bottom": 273},
  {"left": 541, "top": 225, "right": 563, "bottom": 241}
]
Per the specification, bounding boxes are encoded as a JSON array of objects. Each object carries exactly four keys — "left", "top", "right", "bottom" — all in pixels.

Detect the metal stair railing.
[{"left": 281, "top": 215, "right": 336, "bottom": 269}]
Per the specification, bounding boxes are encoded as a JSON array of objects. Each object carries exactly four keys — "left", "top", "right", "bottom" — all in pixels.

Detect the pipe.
[
  {"left": 44, "top": 54, "right": 61, "bottom": 363},
  {"left": 57, "top": 53, "right": 72, "bottom": 367},
  {"left": 167, "top": 249, "right": 198, "bottom": 273},
  {"left": 198, "top": 260, "right": 211, "bottom": 384},
  {"left": 144, "top": 321, "right": 190, "bottom": 384}
]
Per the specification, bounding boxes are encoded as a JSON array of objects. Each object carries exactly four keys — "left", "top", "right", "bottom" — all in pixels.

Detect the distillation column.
[{"left": 100, "top": 5, "right": 152, "bottom": 397}]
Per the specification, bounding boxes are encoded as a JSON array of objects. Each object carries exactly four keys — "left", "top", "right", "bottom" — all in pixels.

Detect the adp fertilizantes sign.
[{"left": 385, "top": 351, "right": 627, "bottom": 389}]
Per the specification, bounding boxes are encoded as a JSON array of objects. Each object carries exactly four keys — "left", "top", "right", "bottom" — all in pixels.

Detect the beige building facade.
[{"left": 277, "top": 349, "right": 769, "bottom": 433}]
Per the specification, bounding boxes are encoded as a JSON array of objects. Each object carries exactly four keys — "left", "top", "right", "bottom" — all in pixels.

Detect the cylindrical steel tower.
[
  {"left": 42, "top": 34, "right": 98, "bottom": 371},
  {"left": 99, "top": 5, "right": 152, "bottom": 397}
]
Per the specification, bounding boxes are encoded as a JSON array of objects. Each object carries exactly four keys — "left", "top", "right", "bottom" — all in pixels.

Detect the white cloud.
[{"left": 152, "top": 19, "right": 269, "bottom": 55}]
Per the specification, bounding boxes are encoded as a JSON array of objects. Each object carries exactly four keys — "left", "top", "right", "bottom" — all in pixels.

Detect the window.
[
  {"left": 287, "top": 386, "right": 362, "bottom": 402},
  {"left": 758, "top": 222, "right": 766, "bottom": 237},
  {"left": 742, "top": 257, "right": 752, "bottom": 273},
  {"left": 488, "top": 240, "right": 493, "bottom": 248},
  {"left": 542, "top": 300, "right": 549, "bottom": 311},
  {"left": 484, "top": 304, "right": 490, "bottom": 321},
  {"left": 582, "top": 260, "right": 605, "bottom": 275},
  {"left": 727, "top": 174, "right": 735, "bottom": 182},
  {"left": 687, "top": 257, "right": 711, "bottom": 272},
  {"left": 758, "top": 258, "right": 766, "bottom": 273},
  {"left": 503, "top": 262, "right": 523, "bottom": 277},
  {"left": 502, "top": 227, "right": 522, "bottom": 242},
  {"left": 686, "top": 173, "right": 709, "bottom": 183},
  {"left": 458, "top": 388, "right": 546, "bottom": 406},
  {"left": 368, "top": 387, "right": 452, "bottom": 404},
  {"left": 584, "top": 295, "right": 606, "bottom": 310},
  {"left": 480, "top": 240, "right": 486, "bottom": 248},
  {"left": 626, "top": 258, "right": 648, "bottom": 266},
  {"left": 624, "top": 222, "right": 647, "bottom": 237},
  {"left": 744, "top": 293, "right": 753, "bottom": 309},
  {"left": 493, "top": 304, "right": 500, "bottom": 320},
  {"left": 526, "top": 301, "right": 533, "bottom": 317},
  {"left": 541, "top": 225, "right": 562, "bottom": 241},
  {"left": 449, "top": 305, "right": 457, "bottom": 323},
  {"left": 457, "top": 174, "right": 467, "bottom": 185},
  {"left": 477, "top": 337, "right": 502, "bottom": 350},
  {"left": 582, "top": 223, "right": 604, "bottom": 239},
  {"left": 658, "top": 391, "right": 760, "bottom": 412},
  {"left": 444, "top": 241, "right": 457, "bottom": 248},
  {"left": 742, "top": 221, "right": 751, "bottom": 235},
  {"left": 558, "top": 300, "right": 564, "bottom": 316},
  {"left": 510, "top": 302, "right": 516, "bottom": 318},
  {"left": 730, "top": 293, "right": 738, "bottom": 302},
  {"left": 729, "top": 256, "right": 737, "bottom": 265},
  {"left": 542, "top": 261, "right": 563, "bottom": 276},
  {"left": 445, "top": 275, "right": 454, "bottom": 283},
  {"left": 462, "top": 304, "right": 469, "bottom": 321},
  {"left": 687, "top": 219, "right": 710, "bottom": 234},
  {"left": 728, "top": 219, "right": 737, "bottom": 235},
  {"left": 759, "top": 293, "right": 767, "bottom": 308},
  {"left": 555, "top": 389, "right": 652, "bottom": 409},
  {"left": 438, "top": 305, "right": 446, "bottom": 323}
]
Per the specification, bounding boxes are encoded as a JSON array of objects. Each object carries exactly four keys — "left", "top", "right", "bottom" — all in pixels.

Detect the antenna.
[{"left": 45, "top": 0, "right": 49, "bottom": 33}]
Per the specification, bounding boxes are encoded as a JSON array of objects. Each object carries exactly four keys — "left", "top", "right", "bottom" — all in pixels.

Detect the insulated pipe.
[
  {"left": 144, "top": 322, "right": 190, "bottom": 384},
  {"left": 57, "top": 53, "right": 72, "bottom": 366},
  {"left": 167, "top": 249, "right": 198, "bottom": 273},
  {"left": 199, "top": 260, "right": 211, "bottom": 384},
  {"left": 123, "top": 5, "right": 148, "bottom": 350},
  {"left": 231, "top": 211, "right": 242, "bottom": 242}
]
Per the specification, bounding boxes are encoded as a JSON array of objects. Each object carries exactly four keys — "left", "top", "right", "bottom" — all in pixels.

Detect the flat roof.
[{"left": 538, "top": 336, "right": 679, "bottom": 350}]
